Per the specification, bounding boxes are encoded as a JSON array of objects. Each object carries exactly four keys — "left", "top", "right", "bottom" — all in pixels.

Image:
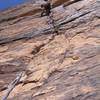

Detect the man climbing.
[
  {"left": 41, "top": 0, "right": 59, "bottom": 34},
  {"left": 41, "top": 0, "right": 51, "bottom": 17}
]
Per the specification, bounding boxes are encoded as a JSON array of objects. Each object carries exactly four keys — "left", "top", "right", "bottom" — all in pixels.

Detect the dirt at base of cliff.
[{"left": 0, "top": 0, "right": 100, "bottom": 100}]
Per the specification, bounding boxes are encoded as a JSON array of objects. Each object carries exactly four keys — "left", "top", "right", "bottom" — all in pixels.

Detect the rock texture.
[{"left": 0, "top": 0, "right": 100, "bottom": 100}]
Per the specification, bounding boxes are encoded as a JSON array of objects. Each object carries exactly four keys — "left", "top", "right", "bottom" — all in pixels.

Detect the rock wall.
[{"left": 0, "top": 0, "right": 100, "bottom": 100}]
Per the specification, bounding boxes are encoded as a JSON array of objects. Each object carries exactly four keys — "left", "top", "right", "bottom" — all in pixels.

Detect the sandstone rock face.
[{"left": 0, "top": 0, "right": 100, "bottom": 100}]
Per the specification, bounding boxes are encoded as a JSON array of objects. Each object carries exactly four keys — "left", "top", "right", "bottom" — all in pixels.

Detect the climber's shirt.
[{"left": 41, "top": 1, "right": 51, "bottom": 16}]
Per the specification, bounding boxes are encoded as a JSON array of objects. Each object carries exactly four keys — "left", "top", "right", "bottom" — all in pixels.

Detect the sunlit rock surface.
[{"left": 0, "top": 0, "right": 100, "bottom": 100}]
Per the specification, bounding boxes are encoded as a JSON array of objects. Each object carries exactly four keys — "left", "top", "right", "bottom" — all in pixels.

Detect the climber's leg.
[
  {"left": 46, "top": 9, "right": 51, "bottom": 16},
  {"left": 41, "top": 10, "right": 46, "bottom": 17}
]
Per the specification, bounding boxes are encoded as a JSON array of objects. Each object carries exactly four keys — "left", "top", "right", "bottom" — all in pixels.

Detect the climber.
[{"left": 41, "top": 0, "right": 51, "bottom": 17}]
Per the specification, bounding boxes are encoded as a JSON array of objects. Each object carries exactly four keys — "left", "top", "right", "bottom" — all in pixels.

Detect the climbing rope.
[{"left": 2, "top": 72, "right": 23, "bottom": 100}]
